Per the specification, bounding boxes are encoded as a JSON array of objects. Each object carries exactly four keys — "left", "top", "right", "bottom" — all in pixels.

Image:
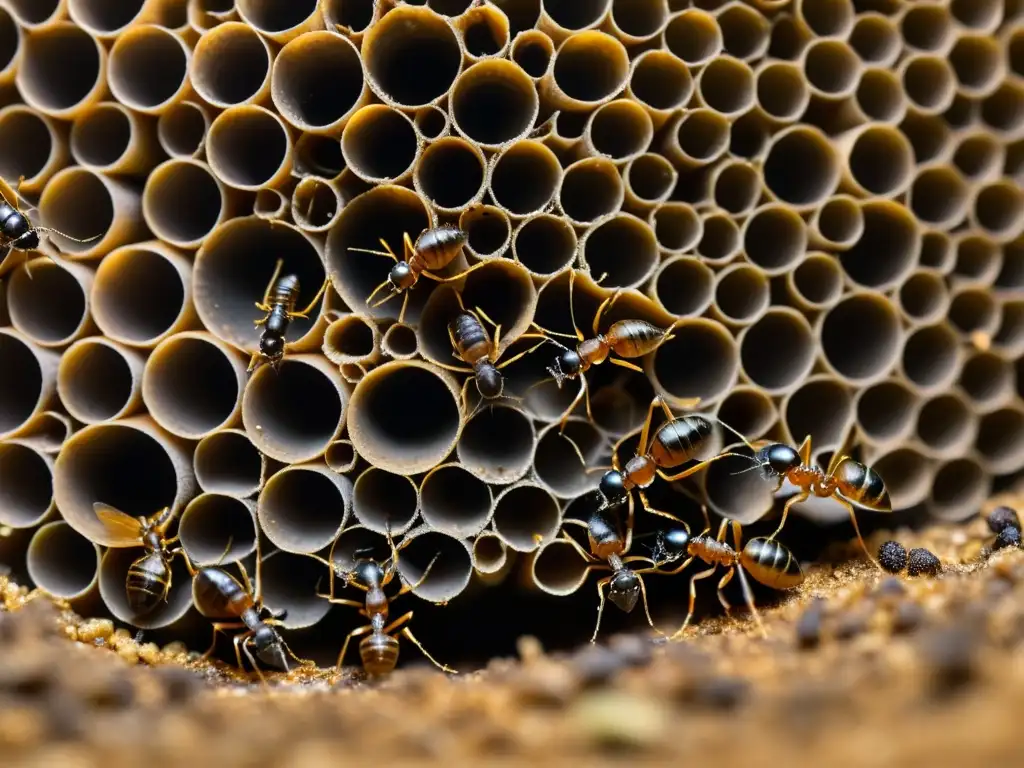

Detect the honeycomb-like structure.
[{"left": 0, "top": 0, "right": 1021, "bottom": 666}]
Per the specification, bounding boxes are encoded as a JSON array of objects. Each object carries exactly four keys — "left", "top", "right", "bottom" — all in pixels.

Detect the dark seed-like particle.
[
  {"left": 994, "top": 526, "right": 1021, "bottom": 551},
  {"left": 907, "top": 548, "right": 942, "bottom": 577},
  {"left": 795, "top": 597, "right": 826, "bottom": 649},
  {"left": 987, "top": 506, "right": 1021, "bottom": 534},
  {"left": 878, "top": 541, "right": 908, "bottom": 574}
]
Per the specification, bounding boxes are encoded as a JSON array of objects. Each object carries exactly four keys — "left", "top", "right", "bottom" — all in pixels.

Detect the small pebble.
[
  {"left": 833, "top": 612, "right": 868, "bottom": 641},
  {"left": 685, "top": 675, "right": 750, "bottom": 711},
  {"left": 994, "top": 526, "right": 1021, "bottom": 551},
  {"left": 907, "top": 548, "right": 942, "bottom": 577},
  {"left": 156, "top": 667, "right": 204, "bottom": 705},
  {"left": 607, "top": 634, "right": 653, "bottom": 668},
  {"left": 875, "top": 577, "right": 906, "bottom": 599},
  {"left": 892, "top": 602, "right": 925, "bottom": 634},
  {"left": 86, "top": 675, "right": 136, "bottom": 710},
  {"left": 987, "top": 506, "right": 1021, "bottom": 534},
  {"left": 920, "top": 627, "right": 979, "bottom": 695},
  {"left": 878, "top": 541, "right": 908, "bottom": 574},
  {"left": 571, "top": 644, "right": 624, "bottom": 687}
]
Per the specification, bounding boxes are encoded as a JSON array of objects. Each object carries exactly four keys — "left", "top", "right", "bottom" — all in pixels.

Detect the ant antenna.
[{"left": 35, "top": 227, "right": 102, "bottom": 245}]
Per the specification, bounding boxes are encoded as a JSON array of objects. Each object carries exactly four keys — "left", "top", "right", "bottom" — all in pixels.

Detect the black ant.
[
  {"left": 249, "top": 258, "right": 329, "bottom": 373},
  {"left": 0, "top": 176, "right": 100, "bottom": 272}
]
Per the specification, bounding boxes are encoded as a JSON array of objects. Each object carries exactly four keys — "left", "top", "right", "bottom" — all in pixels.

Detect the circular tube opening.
[
  {"left": 92, "top": 245, "right": 187, "bottom": 346},
  {"left": 342, "top": 106, "right": 418, "bottom": 183},
  {"left": 420, "top": 464, "right": 492, "bottom": 538},
  {"left": 588, "top": 100, "right": 654, "bottom": 162},
  {"left": 820, "top": 294, "right": 901, "bottom": 383},
  {"left": 207, "top": 107, "right": 290, "bottom": 190},
  {"left": 664, "top": 10, "right": 722, "bottom": 67},
  {"left": 258, "top": 552, "right": 332, "bottom": 630},
  {"left": 243, "top": 358, "right": 344, "bottom": 464},
  {"left": 533, "top": 419, "right": 604, "bottom": 498},
  {"left": 900, "top": 6, "right": 952, "bottom": 52},
  {"left": 672, "top": 110, "right": 730, "bottom": 165},
  {"left": 512, "top": 32, "right": 552, "bottom": 78},
  {"left": 977, "top": 409, "right": 1024, "bottom": 474},
  {"left": 158, "top": 102, "right": 208, "bottom": 158},
  {"left": 493, "top": 483, "right": 561, "bottom": 552},
  {"left": 457, "top": 404, "right": 535, "bottom": 484},
  {"left": 715, "top": 264, "right": 769, "bottom": 324},
  {"left": 581, "top": 213, "right": 659, "bottom": 289},
  {"left": 756, "top": 62, "right": 808, "bottom": 122},
  {"left": 930, "top": 458, "right": 987, "bottom": 522},
  {"left": 974, "top": 183, "right": 1024, "bottom": 239},
  {"left": 179, "top": 494, "right": 257, "bottom": 565},
  {"left": 857, "top": 381, "right": 916, "bottom": 445},
  {"left": 651, "top": 203, "right": 701, "bottom": 253},
  {"left": 917, "top": 394, "right": 974, "bottom": 456},
  {"left": 909, "top": 166, "right": 969, "bottom": 228},
  {"left": 961, "top": 352, "right": 1012, "bottom": 409},
  {"left": 38, "top": 168, "right": 114, "bottom": 253},
  {"left": 743, "top": 205, "right": 807, "bottom": 274},
  {"left": 144, "top": 160, "right": 225, "bottom": 247},
  {"left": 394, "top": 529, "right": 472, "bottom": 604},
  {"left": 0, "top": 442, "right": 52, "bottom": 528},
  {"left": 99, "top": 546, "right": 193, "bottom": 629},
  {"left": 416, "top": 138, "right": 485, "bottom": 211},
  {"left": 630, "top": 51, "right": 692, "bottom": 111},
  {"left": 348, "top": 361, "right": 460, "bottom": 475},
  {"left": 415, "top": 106, "right": 448, "bottom": 140},
  {"left": 898, "top": 271, "right": 947, "bottom": 323},
  {"left": 8, "top": 261, "right": 86, "bottom": 346},
  {"left": 57, "top": 339, "right": 135, "bottom": 424},
  {"left": 559, "top": 158, "right": 623, "bottom": 224},
  {"left": 27, "top": 522, "right": 97, "bottom": 599},
  {"left": 804, "top": 40, "right": 859, "bottom": 97},
  {"left": 273, "top": 32, "right": 365, "bottom": 129},
  {"left": 143, "top": 335, "right": 241, "bottom": 440},
  {"left": 531, "top": 539, "right": 588, "bottom": 596},
  {"left": 237, "top": 0, "right": 320, "bottom": 34},
  {"left": 848, "top": 127, "right": 913, "bottom": 197},
  {"left": 513, "top": 215, "right": 576, "bottom": 277},
  {"left": 69, "top": 0, "right": 150, "bottom": 34},
  {"left": 741, "top": 310, "right": 815, "bottom": 391},
  {"left": 364, "top": 7, "right": 462, "bottom": 107},
  {"left": 259, "top": 467, "right": 349, "bottom": 553},
  {"left": 552, "top": 32, "right": 629, "bottom": 104},
  {"left": 193, "top": 23, "right": 270, "bottom": 107},
  {"left": 451, "top": 59, "right": 537, "bottom": 146},
  {"left": 697, "top": 214, "right": 741, "bottom": 263},
  {"left": 352, "top": 468, "right": 419, "bottom": 534},
  {"left": 461, "top": 205, "right": 510, "bottom": 258},
  {"left": 717, "top": 388, "right": 777, "bottom": 441},
  {"left": 698, "top": 56, "right": 755, "bottom": 115},
  {"left": 625, "top": 154, "right": 676, "bottom": 204},
  {"left": 0, "top": 109, "right": 52, "bottom": 186},
  {"left": 792, "top": 254, "right": 843, "bottom": 308},
  {"left": 109, "top": 26, "right": 189, "bottom": 112},
  {"left": 840, "top": 201, "right": 919, "bottom": 290},
  {"left": 17, "top": 24, "right": 102, "bottom": 116},
  {"left": 194, "top": 430, "right": 263, "bottom": 498},
  {"left": 902, "top": 56, "right": 955, "bottom": 113},
  {"left": 651, "top": 321, "right": 738, "bottom": 404},
  {"left": 902, "top": 323, "right": 960, "bottom": 391},
  {"left": 655, "top": 257, "right": 714, "bottom": 317},
  {"left": 490, "top": 141, "right": 560, "bottom": 216},
  {"left": 764, "top": 127, "right": 839, "bottom": 207},
  {"left": 70, "top": 105, "right": 131, "bottom": 170},
  {"left": 0, "top": 332, "right": 44, "bottom": 437}
]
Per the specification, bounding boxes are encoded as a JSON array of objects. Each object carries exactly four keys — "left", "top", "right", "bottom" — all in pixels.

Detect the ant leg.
[
  {"left": 280, "top": 639, "right": 316, "bottom": 668},
  {"left": 289, "top": 277, "right": 330, "bottom": 319},
  {"left": 590, "top": 576, "right": 612, "bottom": 643},
  {"left": 797, "top": 435, "right": 813, "bottom": 466},
  {"left": 317, "top": 594, "right": 364, "bottom": 609},
  {"left": 530, "top": 320, "right": 579, "bottom": 341},
  {"left": 734, "top": 565, "right": 767, "bottom": 639},
  {"left": 567, "top": 269, "right": 586, "bottom": 342},
  {"left": 247, "top": 353, "right": 264, "bottom": 375},
  {"left": 636, "top": 573, "right": 662, "bottom": 637},
  {"left": 395, "top": 554, "right": 440, "bottom": 598},
  {"left": 668, "top": 565, "right": 719, "bottom": 641},
  {"left": 638, "top": 489, "right": 689, "bottom": 528},
  {"left": 496, "top": 339, "right": 549, "bottom": 370},
  {"left": 402, "top": 232, "right": 417, "bottom": 261},
  {"left": 240, "top": 636, "right": 269, "bottom": 684},
  {"left": 656, "top": 452, "right": 753, "bottom": 483},
  {"left": 657, "top": 554, "right": 695, "bottom": 576},
  {"left": 420, "top": 261, "right": 490, "bottom": 283},
  {"left": 364, "top": 278, "right": 394, "bottom": 309},
  {"left": 335, "top": 624, "right": 373, "bottom": 672},
  {"left": 608, "top": 357, "right": 645, "bottom": 373},
  {"left": 397, "top": 290, "right": 410, "bottom": 326},
  {"left": 392, "top": 618, "right": 457, "bottom": 674},
  {"left": 636, "top": 396, "right": 665, "bottom": 458},
  {"left": 259, "top": 259, "right": 284, "bottom": 308},
  {"left": 559, "top": 527, "right": 599, "bottom": 564},
  {"left": 348, "top": 239, "right": 398, "bottom": 262},
  {"left": 555, "top": 376, "right": 589, "bottom": 434},
  {"left": 205, "top": 622, "right": 245, "bottom": 658},
  {"left": 591, "top": 289, "right": 623, "bottom": 337},
  {"left": 835, "top": 497, "right": 881, "bottom": 569},
  {"left": 716, "top": 568, "right": 735, "bottom": 614},
  {"left": 767, "top": 491, "right": 808, "bottom": 541}
]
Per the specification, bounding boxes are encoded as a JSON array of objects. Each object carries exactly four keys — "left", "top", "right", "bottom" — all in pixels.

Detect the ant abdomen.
[{"left": 740, "top": 537, "right": 804, "bottom": 590}]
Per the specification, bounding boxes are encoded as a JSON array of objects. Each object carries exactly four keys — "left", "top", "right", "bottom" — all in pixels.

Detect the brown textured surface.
[{"left": 3, "top": 512, "right": 1024, "bottom": 767}]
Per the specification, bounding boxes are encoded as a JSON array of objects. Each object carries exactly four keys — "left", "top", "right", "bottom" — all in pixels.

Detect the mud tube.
[
  {"left": 579, "top": 212, "right": 659, "bottom": 289},
  {"left": 350, "top": 467, "right": 420, "bottom": 535},
  {"left": 143, "top": 159, "right": 238, "bottom": 250},
  {"left": 393, "top": 524, "right": 474, "bottom": 604},
  {"left": 960, "top": 350, "right": 1015, "bottom": 413},
  {"left": 651, "top": 256, "right": 715, "bottom": 319},
  {"left": 0, "top": 106, "right": 67, "bottom": 195},
  {"left": 0, "top": 439, "right": 55, "bottom": 528},
  {"left": 648, "top": 203, "right": 702, "bottom": 255},
  {"left": 178, "top": 493, "right": 258, "bottom": 566},
  {"left": 928, "top": 456, "right": 989, "bottom": 523},
  {"left": 557, "top": 157, "right": 625, "bottom": 227},
  {"left": 647, "top": 318, "right": 739, "bottom": 409},
  {"left": 257, "top": 463, "right": 352, "bottom": 554},
  {"left": 70, "top": 102, "right": 160, "bottom": 176},
  {"left": 899, "top": 322, "right": 964, "bottom": 395},
  {"left": 739, "top": 308, "right": 816, "bottom": 394},
  {"left": 977, "top": 406, "right": 1024, "bottom": 475},
  {"left": 56, "top": 337, "right": 144, "bottom": 424},
  {"left": 492, "top": 481, "right": 562, "bottom": 552},
  {"left": 341, "top": 105, "right": 419, "bottom": 185},
  {"left": 457, "top": 403, "right": 535, "bottom": 484},
  {"left": 27, "top": 521, "right": 99, "bottom": 607},
  {"left": 762, "top": 125, "right": 840, "bottom": 211},
  {"left": 786, "top": 252, "right": 845, "bottom": 312},
  {"left": 191, "top": 22, "right": 273, "bottom": 109},
  {"left": 459, "top": 204, "right": 512, "bottom": 261},
  {"left": 897, "top": 270, "right": 950, "bottom": 327},
  {"left": 711, "top": 263, "right": 770, "bottom": 328},
  {"left": 914, "top": 392, "right": 979, "bottom": 460},
  {"left": 0, "top": 330, "right": 58, "bottom": 441},
  {"left": 419, "top": 462, "right": 493, "bottom": 538},
  {"left": 206, "top": 105, "right": 293, "bottom": 191},
  {"left": 16, "top": 22, "right": 107, "bottom": 120},
  {"left": 839, "top": 200, "right": 921, "bottom": 291},
  {"left": 512, "top": 213, "right": 578, "bottom": 279},
  {"left": 818, "top": 291, "right": 903, "bottom": 386},
  {"left": 7, "top": 257, "right": 93, "bottom": 348},
  {"left": 414, "top": 137, "right": 487, "bottom": 215},
  {"left": 532, "top": 417, "right": 605, "bottom": 499},
  {"left": 193, "top": 428, "right": 266, "bottom": 499}
]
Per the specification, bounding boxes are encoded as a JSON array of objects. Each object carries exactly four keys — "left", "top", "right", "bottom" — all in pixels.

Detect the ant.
[
  {"left": 348, "top": 225, "right": 490, "bottom": 325},
  {"left": 530, "top": 270, "right": 677, "bottom": 431},
  {"left": 652, "top": 510, "right": 804, "bottom": 640},
  {"left": 594, "top": 395, "right": 747, "bottom": 523},
  {"left": 429, "top": 292, "right": 548, "bottom": 413},
  {"left": 92, "top": 502, "right": 183, "bottom": 616},
  {"left": 311, "top": 530, "right": 455, "bottom": 677},
  {"left": 182, "top": 542, "right": 312, "bottom": 682},
  {"left": 0, "top": 176, "right": 100, "bottom": 271},
  {"left": 249, "top": 258, "right": 329, "bottom": 373},
  {"left": 559, "top": 496, "right": 665, "bottom": 643},
  {"left": 733, "top": 430, "right": 892, "bottom": 568}
]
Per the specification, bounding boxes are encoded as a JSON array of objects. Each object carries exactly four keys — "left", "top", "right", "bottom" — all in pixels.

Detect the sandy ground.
[{"left": 3, "top": 505, "right": 1024, "bottom": 768}]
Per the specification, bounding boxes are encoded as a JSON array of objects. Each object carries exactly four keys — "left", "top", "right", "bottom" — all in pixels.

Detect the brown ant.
[
  {"left": 311, "top": 530, "right": 455, "bottom": 677},
  {"left": 559, "top": 498, "right": 664, "bottom": 643},
  {"left": 0, "top": 176, "right": 100, "bottom": 271},
  {"left": 594, "top": 395, "right": 747, "bottom": 522},
  {"left": 249, "top": 258, "right": 329, "bottom": 374},
  {"left": 92, "top": 502, "right": 182, "bottom": 616},
  {"left": 732, "top": 430, "right": 892, "bottom": 568},
  {"left": 182, "top": 542, "right": 312, "bottom": 681},
  {"left": 428, "top": 293, "right": 548, "bottom": 413},
  {"left": 653, "top": 511, "right": 804, "bottom": 640},
  {"left": 348, "top": 225, "right": 490, "bottom": 325},
  {"left": 529, "top": 270, "right": 677, "bottom": 431}
]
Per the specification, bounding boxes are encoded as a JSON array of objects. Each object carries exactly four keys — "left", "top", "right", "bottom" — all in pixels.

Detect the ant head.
[
  {"left": 259, "top": 334, "right": 285, "bottom": 363},
  {"left": 388, "top": 261, "right": 415, "bottom": 292},
  {"left": 549, "top": 349, "right": 582, "bottom": 386},
  {"left": 659, "top": 528, "right": 691, "bottom": 560},
  {"left": 12, "top": 230, "right": 39, "bottom": 252},
  {"left": 598, "top": 470, "right": 628, "bottom": 507},
  {"left": 252, "top": 624, "right": 289, "bottom": 670},
  {"left": 353, "top": 559, "right": 384, "bottom": 587},
  {"left": 475, "top": 364, "right": 503, "bottom": 399},
  {"left": 608, "top": 569, "right": 641, "bottom": 613},
  {"left": 757, "top": 443, "right": 801, "bottom": 477}
]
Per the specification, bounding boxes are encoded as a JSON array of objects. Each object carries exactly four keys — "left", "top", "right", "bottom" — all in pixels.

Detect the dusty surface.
[{"left": 3, "top": 506, "right": 1024, "bottom": 767}]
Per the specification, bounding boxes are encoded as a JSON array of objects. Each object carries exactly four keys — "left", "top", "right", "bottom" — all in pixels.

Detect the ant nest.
[{"left": 0, "top": 0, "right": 1020, "bottom": 690}]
